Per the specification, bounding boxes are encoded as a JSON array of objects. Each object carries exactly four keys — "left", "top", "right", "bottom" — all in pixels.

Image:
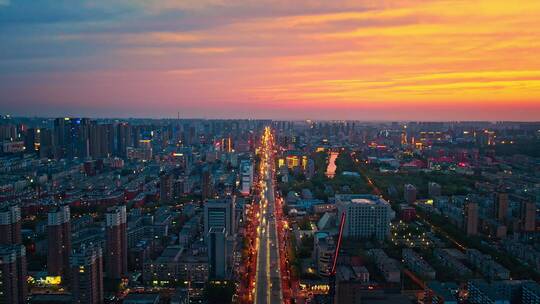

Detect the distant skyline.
[{"left": 1, "top": 0, "right": 540, "bottom": 121}]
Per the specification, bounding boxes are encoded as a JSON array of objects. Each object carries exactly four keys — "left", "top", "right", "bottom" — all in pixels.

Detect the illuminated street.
[{"left": 254, "top": 127, "right": 283, "bottom": 304}]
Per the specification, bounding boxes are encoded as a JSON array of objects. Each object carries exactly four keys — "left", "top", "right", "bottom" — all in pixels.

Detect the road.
[{"left": 254, "top": 127, "right": 283, "bottom": 304}]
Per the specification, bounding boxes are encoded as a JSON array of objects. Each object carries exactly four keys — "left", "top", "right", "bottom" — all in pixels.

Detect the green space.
[
  {"left": 278, "top": 150, "right": 371, "bottom": 201},
  {"left": 493, "top": 139, "right": 540, "bottom": 158},
  {"left": 360, "top": 166, "right": 477, "bottom": 199}
]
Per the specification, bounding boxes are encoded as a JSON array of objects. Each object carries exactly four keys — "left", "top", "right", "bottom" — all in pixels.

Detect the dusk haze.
[{"left": 1, "top": 0, "right": 540, "bottom": 120}]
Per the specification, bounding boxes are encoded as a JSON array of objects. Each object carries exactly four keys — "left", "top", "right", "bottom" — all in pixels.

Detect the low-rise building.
[{"left": 402, "top": 249, "right": 436, "bottom": 280}]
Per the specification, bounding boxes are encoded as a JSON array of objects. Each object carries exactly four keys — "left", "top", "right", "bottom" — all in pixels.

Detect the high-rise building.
[
  {"left": 70, "top": 244, "right": 104, "bottom": 304},
  {"left": 0, "top": 244, "right": 28, "bottom": 304},
  {"left": 115, "top": 122, "right": 132, "bottom": 157},
  {"left": 0, "top": 124, "right": 17, "bottom": 141},
  {"left": 404, "top": 184, "right": 417, "bottom": 204},
  {"left": 201, "top": 168, "right": 214, "bottom": 200},
  {"left": 494, "top": 188, "right": 509, "bottom": 223},
  {"left": 24, "top": 127, "right": 40, "bottom": 155},
  {"left": 53, "top": 117, "right": 68, "bottom": 158},
  {"left": 520, "top": 200, "right": 536, "bottom": 232},
  {"left": 0, "top": 205, "right": 21, "bottom": 245},
  {"left": 239, "top": 159, "right": 253, "bottom": 196},
  {"left": 160, "top": 173, "right": 173, "bottom": 203},
  {"left": 53, "top": 117, "right": 91, "bottom": 159},
  {"left": 47, "top": 205, "right": 72, "bottom": 278},
  {"left": 204, "top": 197, "right": 236, "bottom": 238},
  {"left": 464, "top": 200, "right": 479, "bottom": 236},
  {"left": 208, "top": 227, "right": 227, "bottom": 279},
  {"left": 39, "top": 128, "right": 55, "bottom": 159},
  {"left": 336, "top": 194, "right": 392, "bottom": 241},
  {"left": 89, "top": 122, "right": 114, "bottom": 159},
  {"left": 105, "top": 205, "right": 127, "bottom": 280}
]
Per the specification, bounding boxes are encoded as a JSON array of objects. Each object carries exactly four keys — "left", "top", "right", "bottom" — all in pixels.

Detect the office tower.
[
  {"left": 115, "top": 122, "right": 132, "bottom": 157},
  {"left": 428, "top": 182, "right": 442, "bottom": 198},
  {"left": 464, "top": 200, "right": 479, "bottom": 236},
  {"left": 404, "top": 184, "right": 417, "bottom": 204},
  {"left": 47, "top": 205, "right": 72, "bottom": 278},
  {"left": 201, "top": 168, "right": 214, "bottom": 200},
  {"left": 70, "top": 244, "right": 104, "bottom": 304},
  {"left": 0, "top": 244, "right": 28, "bottom": 304},
  {"left": 0, "top": 205, "right": 21, "bottom": 245},
  {"left": 160, "top": 173, "right": 173, "bottom": 203},
  {"left": 204, "top": 197, "right": 236, "bottom": 238},
  {"left": 336, "top": 194, "right": 392, "bottom": 241},
  {"left": 208, "top": 227, "right": 227, "bottom": 279},
  {"left": 520, "top": 200, "right": 536, "bottom": 232},
  {"left": 105, "top": 205, "right": 127, "bottom": 280},
  {"left": 239, "top": 159, "right": 254, "bottom": 196},
  {"left": 494, "top": 188, "right": 509, "bottom": 222}
]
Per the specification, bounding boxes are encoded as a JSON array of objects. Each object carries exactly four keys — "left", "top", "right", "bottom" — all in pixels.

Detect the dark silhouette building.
[
  {"left": 47, "top": 205, "right": 72, "bottom": 278},
  {"left": 105, "top": 205, "right": 127, "bottom": 280},
  {"left": 70, "top": 244, "right": 104, "bottom": 304},
  {"left": 0, "top": 244, "right": 28, "bottom": 304},
  {"left": 0, "top": 205, "right": 22, "bottom": 245}
]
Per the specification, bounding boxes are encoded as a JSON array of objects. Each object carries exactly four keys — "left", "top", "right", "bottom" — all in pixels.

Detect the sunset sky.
[{"left": 1, "top": 0, "right": 540, "bottom": 120}]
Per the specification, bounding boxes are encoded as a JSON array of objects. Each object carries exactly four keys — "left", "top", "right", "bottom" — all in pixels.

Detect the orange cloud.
[{"left": 3, "top": 0, "right": 540, "bottom": 120}]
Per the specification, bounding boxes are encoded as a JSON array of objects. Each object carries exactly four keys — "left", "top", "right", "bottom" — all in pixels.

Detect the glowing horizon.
[{"left": 0, "top": 0, "right": 539, "bottom": 121}]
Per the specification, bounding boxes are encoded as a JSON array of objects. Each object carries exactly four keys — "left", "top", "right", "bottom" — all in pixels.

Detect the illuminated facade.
[{"left": 336, "top": 194, "right": 392, "bottom": 241}]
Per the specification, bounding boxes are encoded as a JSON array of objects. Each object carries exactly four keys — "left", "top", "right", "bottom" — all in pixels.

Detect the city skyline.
[{"left": 1, "top": 0, "right": 540, "bottom": 121}]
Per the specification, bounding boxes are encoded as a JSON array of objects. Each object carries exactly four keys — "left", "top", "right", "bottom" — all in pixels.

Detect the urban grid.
[
  {"left": 1, "top": 1, "right": 540, "bottom": 304},
  {"left": 0, "top": 119, "right": 539, "bottom": 303}
]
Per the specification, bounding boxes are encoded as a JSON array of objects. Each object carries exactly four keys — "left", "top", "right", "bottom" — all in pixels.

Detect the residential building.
[
  {"left": 105, "top": 205, "right": 127, "bottom": 280},
  {"left": 0, "top": 244, "right": 27, "bottom": 304},
  {"left": 70, "top": 244, "right": 104, "bottom": 304},
  {"left": 47, "top": 205, "right": 72, "bottom": 278},
  {"left": 0, "top": 205, "right": 21, "bottom": 245}
]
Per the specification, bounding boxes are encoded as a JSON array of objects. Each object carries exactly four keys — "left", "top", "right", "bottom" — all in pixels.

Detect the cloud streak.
[{"left": 0, "top": 0, "right": 539, "bottom": 120}]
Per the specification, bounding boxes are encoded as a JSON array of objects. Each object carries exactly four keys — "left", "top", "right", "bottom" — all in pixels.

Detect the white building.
[
  {"left": 336, "top": 194, "right": 392, "bottom": 240},
  {"left": 239, "top": 160, "right": 253, "bottom": 196}
]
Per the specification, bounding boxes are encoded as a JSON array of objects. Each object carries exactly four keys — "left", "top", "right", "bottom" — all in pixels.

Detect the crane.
[{"left": 328, "top": 211, "right": 346, "bottom": 303}]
